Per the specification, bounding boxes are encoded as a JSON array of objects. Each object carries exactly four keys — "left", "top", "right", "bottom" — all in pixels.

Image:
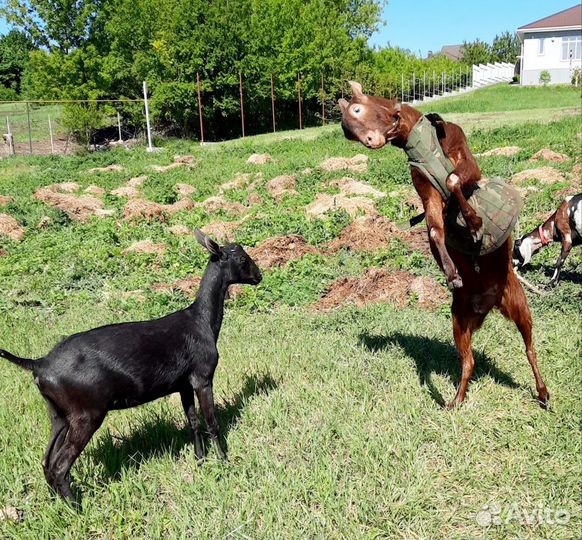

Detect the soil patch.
[
  {"left": 127, "top": 175, "right": 148, "bottom": 188},
  {"left": 306, "top": 193, "right": 378, "bottom": 218},
  {"left": 319, "top": 154, "right": 368, "bottom": 173},
  {"left": 0, "top": 195, "right": 13, "bottom": 206},
  {"left": 200, "top": 196, "right": 247, "bottom": 217},
  {"left": 201, "top": 220, "right": 242, "bottom": 243},
  {"left": 122, "top": 240, "right": 166, "bottom": 256},
  {"left": 220, "top": 172, "right": 262, "bottom": 192},
  {"left": 247, "top": 153, "right": 272, "bottom": 165},
  {"left": 267, "top": 175, "right": 298, "bottom": 201},
  {"left": 150, "top": 155, "right": 197, "bottom": 174},
  {"left": 111, "top": 186, "right": 140, "bottom": 198},
  {"left": 511, "top": 167, "right": 566, "bottom": 185},
  {"left": 175, "top": 183, "right": 197, "bottom": 197},
  {"left": 154, "top": 277, "right": 201, "bottom": 297},
  {"left": 34, "top": 184, "right": 114, "bottom": 222},
  {"left": 313, "top": 269, "right": 447, "bottom": 311},
  {"left": 328, "top": 177, "right": 385, "bottom": 199},
  {"left": 478, "top": 146, "right": 521, "bottom": 157},
  {"left": 85, "top": 185, "right": 105, "bottom": 196},
  {"left": 248, "top": 235, "right": 320, "bottom": 268},
  {"left": 0, "top": 214, "right": 25, "bottom": 241},
  {"left": 327, "top": 216, "right": 430, "bottom": 256},
  {"left": 168, "top": 224, "right": 191, "bottom": 237},
  {"left": 530, "top": 148, "right": 569, "bottom": 163},
  {"left": 123, "top": 198, "right": 195, "bottom": 222},
  {"left": 86, "top": 164, "right": 123, "bottom": 174}
]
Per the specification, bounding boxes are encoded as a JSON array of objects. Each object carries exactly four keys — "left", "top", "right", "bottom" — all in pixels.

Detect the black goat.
[{"left": 0, "top": 230, "right": 262, "bottom": 502}]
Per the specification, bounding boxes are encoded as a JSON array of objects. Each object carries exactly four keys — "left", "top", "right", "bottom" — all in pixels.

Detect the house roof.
[
  {"left": 439, "top": 45, "right": 462, "bottom": 61},
  {"left": 518, "top": 4, "right": 581, "bottom": 32}
]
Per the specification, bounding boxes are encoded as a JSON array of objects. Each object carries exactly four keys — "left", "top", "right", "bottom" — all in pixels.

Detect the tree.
[
  {"left": 491, "top": 31, "right": 520, "bottom": 63},
  {"left": 0, "top": 29, "right": 35, "bottom": 93},
  {"left": 460, "top": 39, "right": 493, "bottom": 65}
]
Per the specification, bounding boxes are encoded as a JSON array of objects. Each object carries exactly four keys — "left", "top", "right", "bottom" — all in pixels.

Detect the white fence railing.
[{"left": 472, "top": 62, "right": 515, "bottom": 88}]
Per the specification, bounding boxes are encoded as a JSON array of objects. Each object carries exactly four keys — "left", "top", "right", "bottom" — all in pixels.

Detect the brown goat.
[{"left": 339, "top": 81, "right": 549, "bottom": 408}]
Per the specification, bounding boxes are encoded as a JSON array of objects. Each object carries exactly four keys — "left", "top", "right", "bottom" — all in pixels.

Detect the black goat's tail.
[{"left": 0, "top": 349, "right": 39, "bottom": 371}]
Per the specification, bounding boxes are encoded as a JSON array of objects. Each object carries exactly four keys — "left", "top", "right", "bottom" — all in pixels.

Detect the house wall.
[{"left": 521, "top": 29, "right": 582, "bottom": 85}]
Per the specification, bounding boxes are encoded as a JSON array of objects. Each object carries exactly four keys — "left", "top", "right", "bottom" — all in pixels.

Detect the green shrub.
[{"left": 539, "top": 70, "right": 551, "bottom": 86}]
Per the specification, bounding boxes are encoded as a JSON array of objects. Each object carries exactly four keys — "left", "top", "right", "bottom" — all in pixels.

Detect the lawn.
[{"left": 0, "top": 84, "right": 579, "bottom": 539}]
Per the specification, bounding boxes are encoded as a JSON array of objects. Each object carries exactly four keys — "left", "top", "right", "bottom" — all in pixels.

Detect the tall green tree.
[
  {"left": 0, "top": 29, "right": 35, "bottom": 93},
  {"left": 460, "top": 39, "right": 493, "bottom": 65},
  {"left": 491, "top": 31, "right": 520, "bottom": 63}
]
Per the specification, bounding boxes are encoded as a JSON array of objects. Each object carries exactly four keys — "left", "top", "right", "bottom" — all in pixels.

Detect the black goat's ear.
[{"left": 194, "top": 229, "right": 221, "bottom": 256}]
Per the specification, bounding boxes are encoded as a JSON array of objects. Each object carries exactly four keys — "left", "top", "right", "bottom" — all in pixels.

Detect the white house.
[{"left": 518, "top": 4, "right": 581, "bottom": 85}]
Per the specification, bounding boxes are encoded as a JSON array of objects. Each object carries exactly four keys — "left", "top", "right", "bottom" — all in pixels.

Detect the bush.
[
  {"left": 61, "top": 103, "right": 108, "bottom": 146},
  {"left": 571, "top": 68, "right": 581, "bottom": 86},
  {"left": 0, "top": 87, "right": 19, "bottom": 101},
  {"left": 539, "top": 70, "right": 551, "bottom": 86}
]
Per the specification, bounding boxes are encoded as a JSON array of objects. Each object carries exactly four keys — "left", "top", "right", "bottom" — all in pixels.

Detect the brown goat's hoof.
[{"left": 470, "top": 225, "right": 484, "bottom": 243}]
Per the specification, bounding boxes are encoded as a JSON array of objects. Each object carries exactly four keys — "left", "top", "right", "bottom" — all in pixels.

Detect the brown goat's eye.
[{"left": 353, "top": 107, "right": 361, "bottom": 114}]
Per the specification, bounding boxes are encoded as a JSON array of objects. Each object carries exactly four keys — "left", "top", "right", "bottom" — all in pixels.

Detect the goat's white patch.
[
  {"left": 429, "top": 227, "right": 438, "bottom": 239},
  {"left": 519, "top": 237, "right": 534, "bottom": 265},
  {"left": 551, "top": 267, "right": 559, "bottom": 281},
  {"left": 572, "top": 198, "right": 582, "bottom": 234},
  {"left": 448, "top": 173, "right": 460, "bottom": 187},
  {"left": 565, "top": 233, "right": 572, "bottom": 243}
]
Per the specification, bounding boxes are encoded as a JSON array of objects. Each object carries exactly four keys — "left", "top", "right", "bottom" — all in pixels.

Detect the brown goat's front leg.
[
  {"left": 424, "top": 195, "right": 463, "bottom": 289},
  {"left": 196, "top": 383, "right": 227, "bottom": 461},
  {"left": 446, "top": 173, "right": 483, "bottom": 242}
]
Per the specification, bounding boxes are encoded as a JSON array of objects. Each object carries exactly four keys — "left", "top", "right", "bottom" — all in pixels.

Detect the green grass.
[
  {"left": 0, "top": 84, "right": 579, "bottom": 539},
  {"left": 418, "top": 84, "right": 581, "bottom": 114}
]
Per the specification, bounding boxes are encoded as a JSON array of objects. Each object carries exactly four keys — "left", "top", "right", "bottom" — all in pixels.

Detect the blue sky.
[{"left": 369, "top": 0, "right": 579, "bottom": 56}]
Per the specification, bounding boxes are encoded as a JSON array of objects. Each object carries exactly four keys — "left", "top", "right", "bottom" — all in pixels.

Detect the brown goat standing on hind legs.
[{"left": 338, "top": 81, "right": 549, "bottom": 409}]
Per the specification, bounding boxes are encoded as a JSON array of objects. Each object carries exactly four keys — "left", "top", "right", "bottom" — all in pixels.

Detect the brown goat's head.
[{"left": 338, "top": 81, "right": 401, "bottom": 150}]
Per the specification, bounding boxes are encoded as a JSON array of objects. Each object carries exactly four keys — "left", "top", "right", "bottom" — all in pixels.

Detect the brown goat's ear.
[
  {"left": 348, "top": 80, "right": 367, "bottom": 102},
  {"left": 194, "top": 229, "right": 221, "bottom": 256},
  {"left": 338, "top": 98, "right": 349, "bottom": 113}
]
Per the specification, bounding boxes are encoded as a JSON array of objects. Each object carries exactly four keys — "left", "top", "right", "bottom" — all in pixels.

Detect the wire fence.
[{"left": 0, "top": 63, "right": 514, "bottom": 156}]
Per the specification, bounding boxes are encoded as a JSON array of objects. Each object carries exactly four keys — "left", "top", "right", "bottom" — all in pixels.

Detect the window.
[
  {"left": 562, "top": 35, "right": 582, "bottom": 61},
  {"left": 538, "top": 38, "right": 545, "bottom": 55}
]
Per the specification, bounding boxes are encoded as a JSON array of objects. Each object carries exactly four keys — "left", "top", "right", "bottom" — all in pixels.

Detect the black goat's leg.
[
  {"left": 196, "top": 384, "right": 227, "bottom": 461},
  {"left": 42, "top": 398, "right": 68, "bottom": 487},
  {"left": 48, "top": 412, "right": 104, "bottom": 502},
  {"left": 180, "top": 388, "right": 204, "bottom": 461}
]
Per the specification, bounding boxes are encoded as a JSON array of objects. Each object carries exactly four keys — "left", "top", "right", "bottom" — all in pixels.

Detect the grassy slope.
[{"left": 0, "top": 85, "right": 580, "bottom": 539}]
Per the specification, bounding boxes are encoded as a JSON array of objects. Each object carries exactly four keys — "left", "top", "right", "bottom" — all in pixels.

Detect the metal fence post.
[
  {"left": 321, "top": 73, "right": 325, "bottom": 126},
  {"left": 48, "top": 115, "right": 54, "bottom": 153},
  {"left": 26, "top": 101, "right": 32, "bottom": 154},
  {"left": 239, "top": 70, "right": 245, "bottom": 137},
  {"left": 271, "top": 74, "right": 276, "bottom": 133},
  {"left": 412, "top": 72, "right": 415, "bottom": 101},
  {"left": 401, "top": 72, "right": 404, "bottom": 102},
  {"left": 143, "top": 80, "right": 154, "bottom": 151},
  {"left": 298, "top": 73, "right": 302, "bottom": 130},
  {"left": 117, "top": 112, "right": 122, "bottom": 142},
  {"left": 6, "top": 117, "right": 13, "bottom": 155},
  {"left": 196, "top": 72, "right": 205, "bottom": 144}
]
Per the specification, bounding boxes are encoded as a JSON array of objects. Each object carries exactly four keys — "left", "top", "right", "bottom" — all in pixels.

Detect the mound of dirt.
[
  {"left": 319, "top": 154, "right": 368, "bottom": 173},
  {"left": 0, "top": 195, "right": 13, "bottom": 206},
  {"left": 267, "top": 175, "right": 298, "bottom": 201},
  {"left": 127, "top": 175, "right": 148, "bottom": 188},
  {"left": 111, "top": 186, "right": 140, "bottom": 198},
  {"left": 34, "top": 184, "right": 114, "bottom": 222},
  {"left": 119, "top": 290, "right": 146, "bottom": 303},
  {"left": 247, "top": 153, "right": 272, "bottom": 165},
  {"left": 530, "top": 148, "right": 569, "bottom": 163},
  {"left": 248, "top": 193, "right": 263, "bottom": 206},
  {"left": 54, "top": 182, "right": 80, "bottom": 193},
  {"left": 328, "top": 177, "right": 385, "bottom": 199},
  {"left": 220, "top": 172, "right": 262, "bottom": 192},
  {"left": 306, "top": 193, "right": 378, "bottom": 219},
  {"left": 122, "top": 240, "right": 166, "bottom": 256},
  {"left": 150, "top": 155, "right": 197, "bottom": 174},
  {"left": 302, "top": 168, "right": 313, "bottom": 175},
  {"left": 200, "top": 196, "right": 247, "bottom": 217},
  {"left": 313, "top": 269, "right": 447, "bottom": 311},
  {"left": 86, "top": 164, "right": 123, "bottom": 174},
  {"left": 168, "top": 224, "right": 191, "bottom": 237},
  {"left": 511, "top": 167, "right": 566, "bottom": 185},
  {"left": 478, "top": 146, "right": 521, "bottom": 157},
  {"left": 154, "top": 276, "right": 201, "bottom": 297},
  {"left": 175, "top": 183, "right": 197, "bottom": 197},
  {"left": 570, "top": 161, "right": 581, "bottom": 178},
  {"left": 248, "top": 235, "right": 320, "bottom": 268},
  {"left": 0, "top": 214, "right": 25, "bottom": 241},
  {"left": 201, "top": 220, "right": 242, "bottom": 243},
  {"left": 327, "top": 216, "right": 431, "bottom": 256},
  {"left": 84, "top": 185, "right": 105, "bottom": 196},
  {"left": 123, "top": 198, "right": 195, "bottom": 222}
]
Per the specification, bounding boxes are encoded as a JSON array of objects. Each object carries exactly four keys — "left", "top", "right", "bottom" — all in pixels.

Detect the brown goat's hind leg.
[
  {"left": 48, "top": 412, "right": 105, "bottom": 502},
  {"left": 447, "top": 305, "right": 485, "bottom": 409},
  {"left": 499, "top": 276, "right": 550, "bottom": 408}
]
